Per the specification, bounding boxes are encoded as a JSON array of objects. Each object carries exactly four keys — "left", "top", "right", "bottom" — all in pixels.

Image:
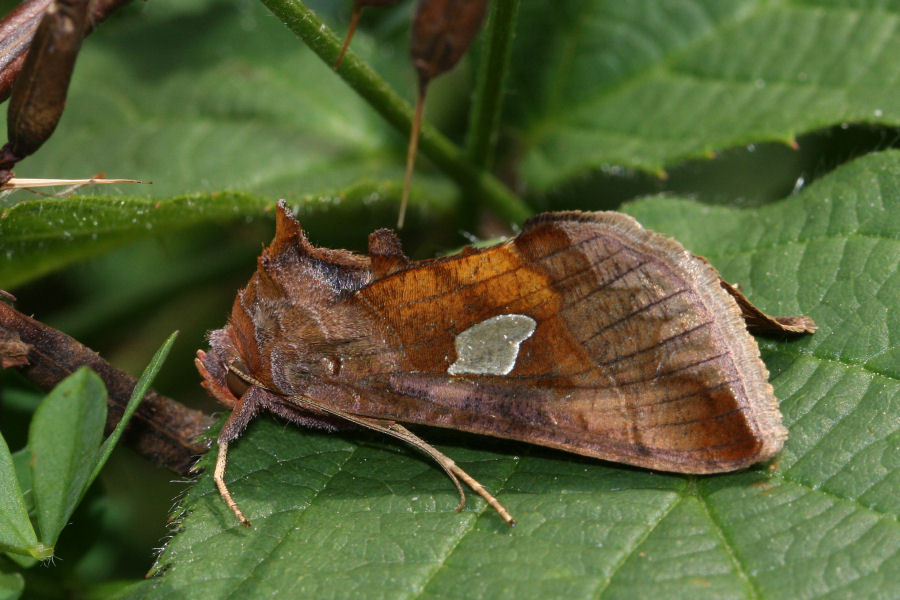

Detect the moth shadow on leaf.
[{"left": 204, "top": 417, "right": 754, "bottom": 529}]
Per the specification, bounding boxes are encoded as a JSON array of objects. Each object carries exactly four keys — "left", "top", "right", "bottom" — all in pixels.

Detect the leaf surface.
[
  {"left": 0, "top": 0, "right": 453, "bottom": 289},
  {"left": 28, "top": 368, "right": 107, "bottom": 547},
  {"left": 8, "top": 1, "right": 896, "bottom": 288},
  {"left": 0, "top": 182, "right": 454, "bottom": 289},
  {"left": 0, "top": 567, "right": 23, "bottom": 600},
  {"left": 0, "top": 436, "right": 37, "bottom": 557},
  {"left": 508, "top": 0, "right": 900, "bottom": 191}
]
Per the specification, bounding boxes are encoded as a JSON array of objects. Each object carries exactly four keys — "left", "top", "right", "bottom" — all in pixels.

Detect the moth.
[{"left": 197, "top": 201, "right": 815, "bottom": 526}]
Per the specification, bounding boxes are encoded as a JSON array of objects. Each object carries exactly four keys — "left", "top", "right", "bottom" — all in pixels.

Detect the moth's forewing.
[{"left": 345, "top": 212, "right": 785, "bottom": 474}]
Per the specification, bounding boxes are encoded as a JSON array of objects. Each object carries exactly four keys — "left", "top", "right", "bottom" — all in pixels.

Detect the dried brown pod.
[
  {"left": 398, "top": 0, "right": 489, "bottom": 228},
  {"left": 333, "top": 0, "right": 400, "bottom": 70},
  {"left": 0, "top": 0, "right": 51, "bottom": 102},
  {"left": 0, "top": 0, "right": 90, "bottom": 184},
  {"left": 198, "top": 201, "right": 815, "bottom": 526},
  {"left": 0, "top": 0, "right": 131, "bottom": 103}
]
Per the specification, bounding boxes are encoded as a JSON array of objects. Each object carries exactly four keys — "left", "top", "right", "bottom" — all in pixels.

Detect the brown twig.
[{"left": 0, "top": 301, "right": 215, "bottom": 475}]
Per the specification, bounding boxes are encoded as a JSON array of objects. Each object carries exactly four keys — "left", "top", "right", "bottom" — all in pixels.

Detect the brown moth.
[{"left": 197, "top": 201, "right": 815, "bottom": 526}]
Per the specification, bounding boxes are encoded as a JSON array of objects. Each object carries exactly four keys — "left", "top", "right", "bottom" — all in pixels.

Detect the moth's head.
[
  {"left": 197, "top": 200, "right": 376, "bottom": 405},
  {"left": 196, "top": 327, "right": 246, "bottom": 408}
]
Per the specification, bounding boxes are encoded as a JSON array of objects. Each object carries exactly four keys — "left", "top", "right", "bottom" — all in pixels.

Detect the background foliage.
[{"left": 0, "top": 0, "right": 897, "bottom": 598}]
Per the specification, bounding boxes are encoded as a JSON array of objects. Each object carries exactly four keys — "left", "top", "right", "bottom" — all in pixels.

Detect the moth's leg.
[
  {"left": 351, "top": 417, "right": 516, "bottom": 526},
  {"left": 225, "top": 364, "right": 517, "bottom": 525},
  {"left": 214, "top": 440, "right": 246, "bottom": 526},
  {"left": 387, "top": 422, "right": 516, "bottom": 526},
  {"left": 214, "top": 386, "right": 264, "bottom": 527},
  {"left": 361, "top": 420, "right": 467, "bottom": 509}
]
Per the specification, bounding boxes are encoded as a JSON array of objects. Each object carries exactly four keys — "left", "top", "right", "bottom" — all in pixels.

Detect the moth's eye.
[{"left": 226, "top": 360, "right": 251, "bottom": 398}]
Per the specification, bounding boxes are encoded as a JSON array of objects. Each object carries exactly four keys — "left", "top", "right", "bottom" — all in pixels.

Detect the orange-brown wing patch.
[{"left": 352, "top": 212, "right": 782, "bottom": 474}]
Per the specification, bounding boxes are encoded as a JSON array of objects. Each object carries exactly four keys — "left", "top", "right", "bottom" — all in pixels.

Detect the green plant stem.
[
  {"left": 258, "top": 0, "right": 532, "bottom": 225},
  {"left": 466, "top": 0, "right": 520, "bottom": 170}
]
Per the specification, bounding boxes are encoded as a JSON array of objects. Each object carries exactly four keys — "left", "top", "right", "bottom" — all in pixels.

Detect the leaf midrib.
[
  {"left": 761, "top": 345, "right": 897, "bottom": 383},
  {"left": 407, "top": 455, "right": 522, "bottom": 600}
]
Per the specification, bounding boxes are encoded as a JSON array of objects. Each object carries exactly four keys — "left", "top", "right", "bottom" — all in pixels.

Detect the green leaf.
[
  {"left": 8, "top": 451, "right": 31, "bottom": 518},
  {"left": 0, "top": 0, "right": 459, "bottom": 289},
  {"left": 0, "top": 181, "right": 456, "bottom": 289},
  {"left": 123, "top": 151, "right": 898, "bottom": 598},
  {"left": 0, "top": 0, "right": 453, "bottom": 200},
  {"left": 508, "top": 0, "right": 900, "bottom": 192},
  {"left": 17, "top": 0, "right": 899, "bottom": 289},
  {"left": 10, "top": 0, "right": 409, "bottom": 199},
  {"left": 0, "top": 191, "right": 261, "bottom": 289},
  {"left": 0, "top": 567, "right": 23, "bottom": 600},
  {"left": 89, "top": 331, "right": 179, "bottom": 487},
  {"left": 5, "top": 452, "right": 38, "bottom": 568},
  {"left": 0, "top": 435, "right": 37, "bottom": 557},
  {"left": 28, "top": 368, "right": 107, "bottom": 548}
]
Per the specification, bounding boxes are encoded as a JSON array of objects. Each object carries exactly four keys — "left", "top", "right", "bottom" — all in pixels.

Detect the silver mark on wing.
[{"left": 448, "top": 314, "right": 537, "bottom": 376}]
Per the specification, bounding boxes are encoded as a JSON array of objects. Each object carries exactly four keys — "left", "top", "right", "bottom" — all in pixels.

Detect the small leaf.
[
  {"left": 28, "top": 367, "right": 107, "bottom": 548},
  {"left": 1, "top": 333, "right": 176, "bottom": 566},
  {"left": 0, "top": 568, "right": 24, "bottom": 600},
  {"left": 0, "top": 435, "right": 37, "bottom": 556},
  {"left": 5, "top": 452, "right": 43, "bottom": 566},
  {"left": 88, "top": 331, "right": 179, "bottom": 486},
  {"left": 8, "top": 451, "right": 31, "bottom": 517}
]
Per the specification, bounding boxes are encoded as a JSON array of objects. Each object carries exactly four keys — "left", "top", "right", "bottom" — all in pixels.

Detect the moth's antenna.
[{"left": 398, "top": 82, "right": 426, "bottom": 229}]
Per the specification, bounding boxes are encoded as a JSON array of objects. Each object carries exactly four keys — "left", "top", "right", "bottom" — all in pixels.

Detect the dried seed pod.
[
  {"left": 410, "top": 0, "right": 488, "bottom": 86},
  {"left": 334, "top": 0, "right": 400, "bottom": 70},
  {"left": 0, "top": 0, "right": 128, "bottom": 103},
  {"left": 0, "top": 0, "right": 52, "bottom": 103},
  {"left": 1, "top": 0, "right": 89, "bottom": 182},
  {"left": 399, "top": 0, "right": 488, "bottom": 228}
]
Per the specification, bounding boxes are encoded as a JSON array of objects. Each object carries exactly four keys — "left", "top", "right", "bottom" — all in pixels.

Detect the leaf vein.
[
  {"left": 220, "top": 440, "right": 362, "bottom": 599},
  {"left": 761, "top": 344, "right": 898, "bottom": 382},
  {"left": 590, "top": 491, "right": 682, "bottom": 599},
  {"left": 407, "top": 454, "right": 523, "bottom": 600},
  {"left": 694, "top": 481, "right": 762, "bottom": 600},
  {"left": 771, "top": 471, "right": 899, "bottom": 524}
]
